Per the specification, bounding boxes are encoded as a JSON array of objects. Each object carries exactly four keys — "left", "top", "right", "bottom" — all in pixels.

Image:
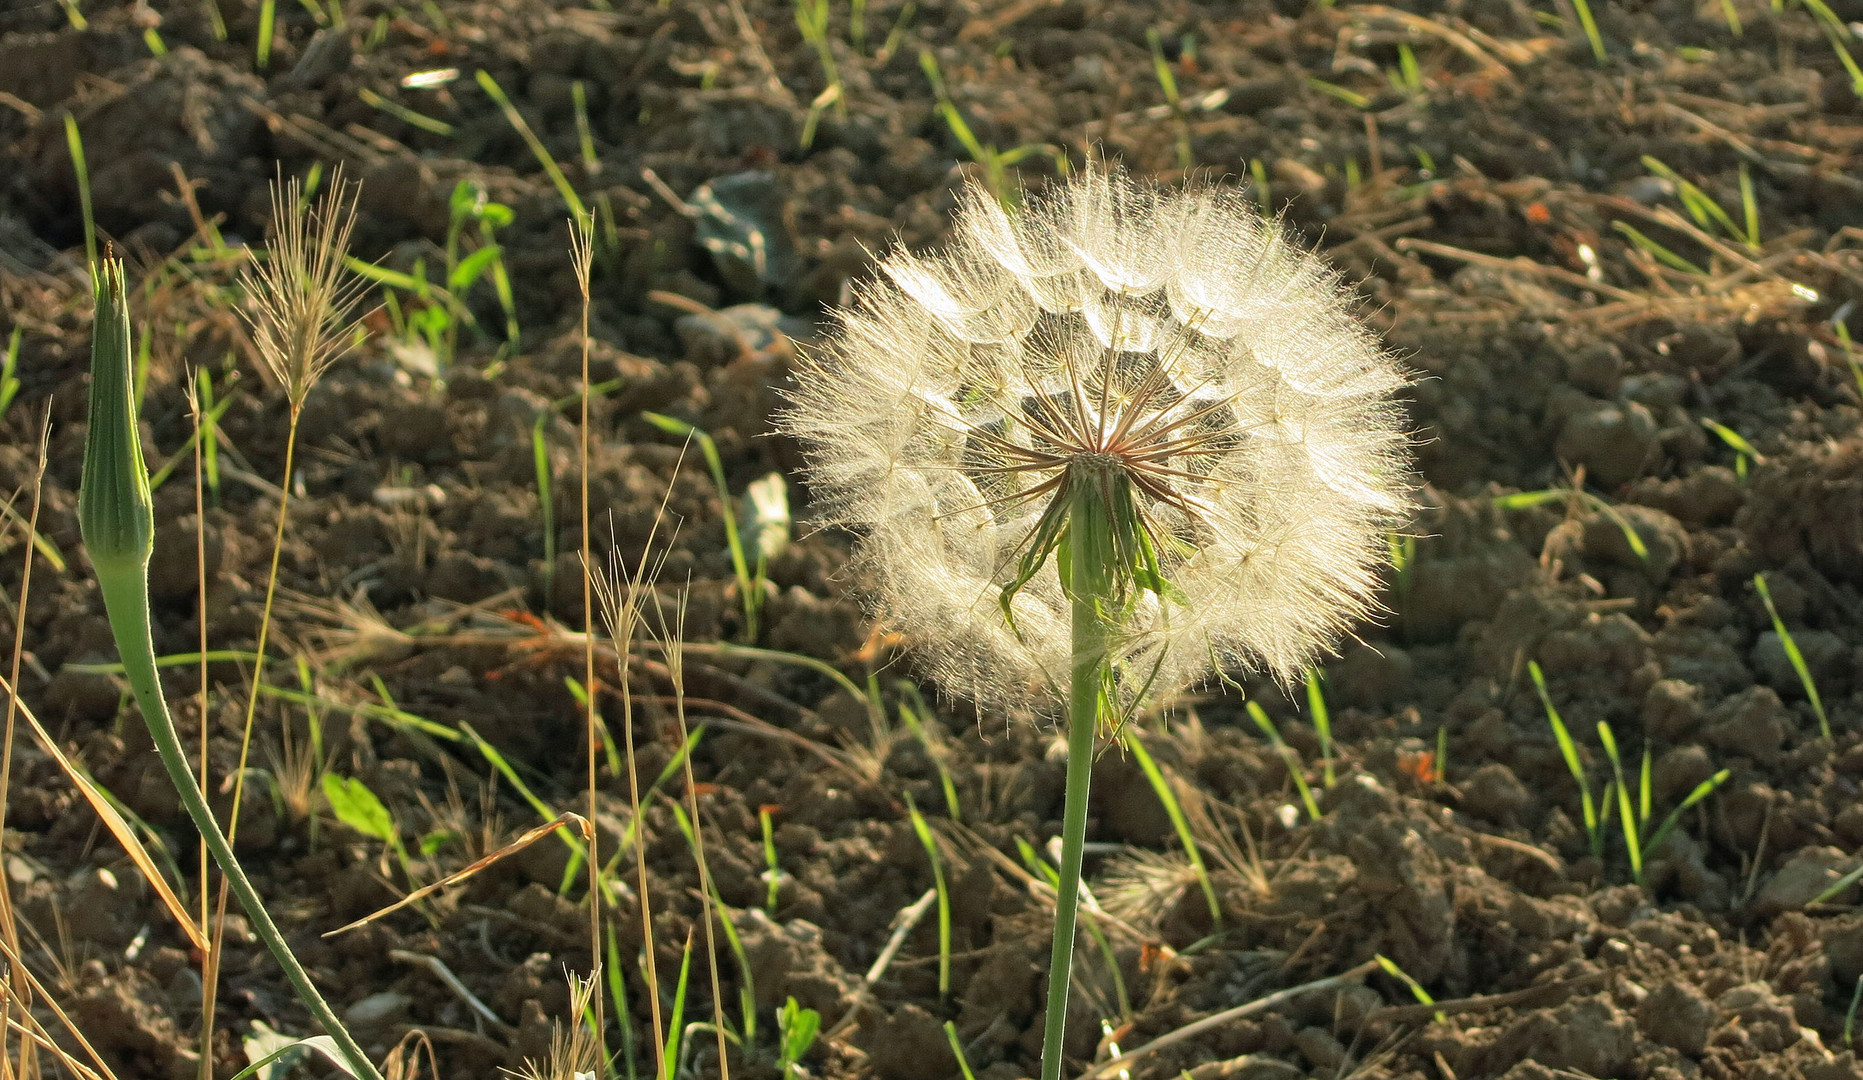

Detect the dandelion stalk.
[
  {"left": 780, "top": 170, "right": 1410, "bottom": 1079},
  {"left": 1040, "top": 469, "right": 1120, "bottom": 1080},
  {"left": 80, "top": 258, "right": 382, "bottom": 1080}
]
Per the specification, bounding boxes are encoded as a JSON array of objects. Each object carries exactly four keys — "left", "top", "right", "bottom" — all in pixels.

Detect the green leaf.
[
  {"left": 235, "top": 1023, "right": 355, "bottom": 1080},
  {"left": 448, "top": 244, "right": 503, "bottom": 293},
  {"left": 742, "top": 471, "right": 792, "bottom": 563},
  {"left": 776, "top": 997, "right": 821, "bottom": 1075},
  {"left": 419, "top": 829, "right": 459, "bottom": 857},
  {"left": 343, "top": 254, "right": 427, "bottom": 292},
  {"left": 448, "top": 179, "right": 485, "bottom": 220},
  {"left": 321, "top": 773, "right": 395, "bottom": 844}
]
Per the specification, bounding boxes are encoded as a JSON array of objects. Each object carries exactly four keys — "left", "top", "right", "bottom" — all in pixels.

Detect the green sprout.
[
  {"left": 1146, "top": 28, "right": 1193, "bottom": 169},
  {"left": 944, "top": 1021, "right": 980, "bottom": 1080},
  {"left": 904, "top": 795, "right": 952, "bottom": 998},
  {"left": 1753, "top": 573, "right": 1831, "bottom": 739},
  {"left": 477, "top": 70, "right": 588, "bottom": 219},
  {"left": 1595, "top": 721, "right": 1642, "bottom": 882},
  {"left": 1305, "top": 666, "right": 1336, "bottom": 787},
  {"left": 760, "top": 805, "right": 783, "bottom": 913},
  {"left": 256, "top": 0, "right": 276, "bottom": 68},
  {"left": 776, "top": 998, "right": 822, "bottom": 1079},
  {"left": 1529, "top": 660, "right": 1603, "bottom": 859},
  {"left": 1122, "top": 730, "right": 1219, "bottom": 925},
  {"left": 896, "top": 685, "right": 962, "bottom": 820},
  {"left": 917, "top": 51, "right": 1064, "bottom": 205},
  {"left": 357, "top": 87, "right": 455, "bottom": 135},
  {"left": 794, "top": 0, "right": 847, "bottom": 122},
  {"left": 1700, "top": 417, "right": 1762, "bottom": 480},
  {"left": 64, "top": 115, "right": 97, "bottom": 271},
  {"left": 1375, "top": 954, "right": 1443, "bottom": 1022},
  {"left": 1246, "top": 701, "right": 1322, "bottom": 821},
  {"left": 1388, "top": 41, "right": 1425, "bottom": 98},
  {"left": 640, "top": 413, "right": 772, "bottom": 639},
  {"left": 1, "top": 327, "right": 23, "bottom": 423},
  {"left": 1569, "top": 0, "right": 1607, "bottom": 63},
  {"left": 1494, "top": 485, "right": 1648, "bottom": 562}
]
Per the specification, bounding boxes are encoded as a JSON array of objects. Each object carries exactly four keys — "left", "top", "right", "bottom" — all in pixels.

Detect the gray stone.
[
  {"left": 1753, "top": 846, "right": 1860, "bottom": 917},
  {"left": 1556, "top": 401, "right": 1659, "bottom": 487}
]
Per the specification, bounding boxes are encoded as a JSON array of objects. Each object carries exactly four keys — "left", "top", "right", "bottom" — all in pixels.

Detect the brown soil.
[{"left": 5, "top": 0, "right": 1863, "bottom": 1078}]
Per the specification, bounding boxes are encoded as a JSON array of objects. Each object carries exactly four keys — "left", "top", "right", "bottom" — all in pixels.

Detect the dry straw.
[{"left": 781, "top": 168, "right": 1411, "bottom": 1080}]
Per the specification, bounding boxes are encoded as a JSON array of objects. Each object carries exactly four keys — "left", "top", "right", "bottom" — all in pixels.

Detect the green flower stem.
[
  {"left": 80, "top": 259, "right": 382, "bottom": 1080},
  {"left": 1039, "top": 467, "right": 1119, "bottom": 1080},
  {"left": 95, "top": 575, "right": 383, "bottom": 1080}
]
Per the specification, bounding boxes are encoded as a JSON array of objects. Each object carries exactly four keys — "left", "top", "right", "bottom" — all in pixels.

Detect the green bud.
[{"left": 79, "top": 257, "right": 154, "bottom": 576}]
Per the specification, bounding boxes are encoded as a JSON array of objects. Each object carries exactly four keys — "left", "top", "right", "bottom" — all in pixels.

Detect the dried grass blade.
[
  {"left": 0, "top": 672, "right": 207, "bottom": 951},
  {"left": 323, "top": 811, "right": 593, "bottom": 937}
]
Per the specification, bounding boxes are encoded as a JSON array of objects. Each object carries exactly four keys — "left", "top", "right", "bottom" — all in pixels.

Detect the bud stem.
[
  {"left": 95, "top": 569, "right": 384, "bottom": 1080},
  {"left": 82, "top": 260, "right": 383, "bottom": 1080}
]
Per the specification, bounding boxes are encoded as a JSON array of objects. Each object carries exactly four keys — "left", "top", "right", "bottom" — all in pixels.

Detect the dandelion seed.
[
  {"left": 781, "top": 170, "right": 1412, "bottom": 714},
  {"left": 240, "top": 166, "right": 367, "bottom": 409}
]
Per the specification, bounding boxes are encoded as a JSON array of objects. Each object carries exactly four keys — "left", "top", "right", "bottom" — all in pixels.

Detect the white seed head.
[{"left": 781, "top": 170, "right": 1412, "bottom": 713}]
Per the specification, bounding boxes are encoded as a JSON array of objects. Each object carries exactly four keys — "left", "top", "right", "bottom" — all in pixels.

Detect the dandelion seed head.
[{"left": 781, "top": 170, "right": 1412, "bottom": 713}]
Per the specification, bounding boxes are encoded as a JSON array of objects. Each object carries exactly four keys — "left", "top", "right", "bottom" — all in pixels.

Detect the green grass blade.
[
  {"left": 0, "top": 491, "right": 67, "bottom": 574},
  {"left": 661, "top": 935, "right": 693, "bottom": 1080},
  {"left": 640, "top": 412, "right": 757, "bottom": 637},
  {"left": 64, "top": 115, "right": 97, "bottom": 270},
  {"left": 1645, "top": 768, "right": 1729, "bottom": 854},
  {"left": 256, "top": 0, "right": 276, "bottom": 68},
  {"left": 475, "top": 70, "right": 587, "bottom": 219},
  {"left": 1374, "top": 953, "right": 1443, "bottom": 1022},
  {"left": 760, "top": 805, "right": 782, "bottom": 913},
  {"left": 1597, "top": 722, "right": 1641, "bottom": 883},
  {"left": 944, "top": 1021, "right": 979, "bottom": 1080},
  {"left": 1304, "top": 667, "right": 1335, "bottom": 787},
  {"left": 1246, "top": 701, "right": 1320, "bottom": 821},
  {"left": 1122, "top": 730, "right": 1219, "bottom": 925},
  {"left": 1612, "top": 221, "right": 1705, "bottom": 276},
  {"left": 1753, "top": 573, "right": 1831, "bottom": 739},
  {"left": 358, "top": 87, "right": 455, "bottom": 135},
  {"left": 147, "top": 377, "right": 239, "bottom": 493},
  {"left": 1739, "top": 160, "right": 1760, "bottom": 248},
  {"left": 532, "top": 415, "right": 554, "bottom": 593},
  {"left": 1529, "top": 660, "right": 1600, "bottom": 858},
  {"left": 457, "top": 721, "right": 586, "bottom": 858},
  {"left": 1571, "top": 0, "right": 1606, "bottom": 62},
  {"left": 607, "top": 925, "right": 640, "bottom": 1080},
  {"left": 904, "top": 795, "right": 951, "bottom": 997},
  {"left": 896, "top": 690, "right": 961, "bottom": 821},
  {"left": 0, "top": 327, "right": 21, "bottom": 421}
]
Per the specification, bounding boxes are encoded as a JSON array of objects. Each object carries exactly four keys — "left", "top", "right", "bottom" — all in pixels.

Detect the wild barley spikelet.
[{"left": 782, "top": 171, "right": 1411, "bottom": 713}]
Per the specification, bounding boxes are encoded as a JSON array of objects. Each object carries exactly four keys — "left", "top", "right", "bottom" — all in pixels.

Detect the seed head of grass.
[
  {"left": 506, "top": 970, "right": 603, "bottom": 1080},
  {"left": 780, "top": 169, "right": 1411, "bottom": 713},
  {"left": 240, "top": 167, "right": 367, "bottom": 408}
]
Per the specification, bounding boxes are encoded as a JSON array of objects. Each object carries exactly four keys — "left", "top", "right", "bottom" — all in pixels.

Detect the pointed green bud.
[{"left": 79, "top": 257, "right": 154, "bottom": 577}]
